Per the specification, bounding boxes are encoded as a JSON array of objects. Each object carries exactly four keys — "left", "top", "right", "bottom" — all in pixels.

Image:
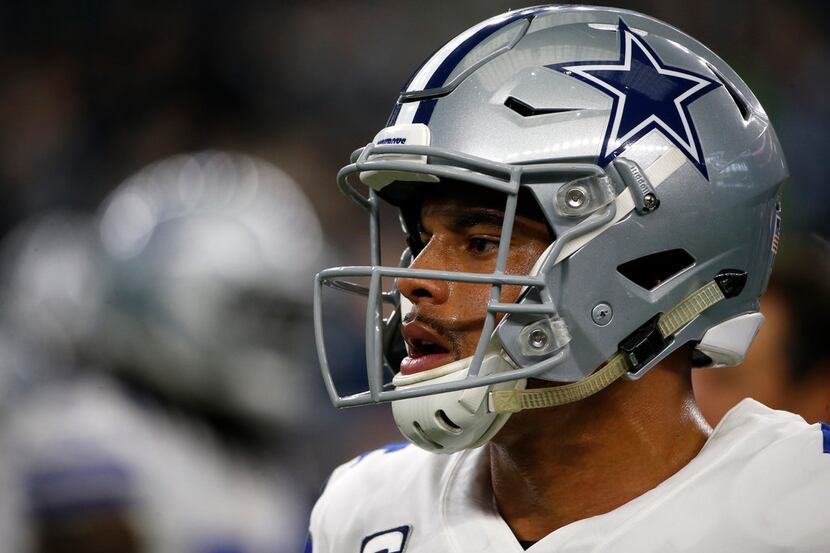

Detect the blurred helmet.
[
  {"left": 315, "top": 6, "right": 787, "bottom": 452},
  {"left": 0, "top": 211, "right": 102, "bottom": 405},
  {"left": 97, "top": 151, "right": 325, "bottom": 430}
]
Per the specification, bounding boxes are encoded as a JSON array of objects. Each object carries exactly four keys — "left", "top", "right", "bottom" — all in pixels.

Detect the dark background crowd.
[{"left": 1, "top": 0, "right": 827, "bottom": 243}]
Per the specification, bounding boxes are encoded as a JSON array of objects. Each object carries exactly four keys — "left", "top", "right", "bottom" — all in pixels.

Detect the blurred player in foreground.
[
  {"left": 0, "top": 152, "right": 325, "bottom": 552},
  {"left": 308, "top": 5, "right": 829, "bottom": 552},
  {"left": 694, "top": 241, "right": 830, "bottom": 425}
]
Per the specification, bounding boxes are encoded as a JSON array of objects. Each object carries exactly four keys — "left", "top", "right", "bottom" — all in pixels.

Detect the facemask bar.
[{"left": 314, "top": 143, "right": 618, "bottom": 408}]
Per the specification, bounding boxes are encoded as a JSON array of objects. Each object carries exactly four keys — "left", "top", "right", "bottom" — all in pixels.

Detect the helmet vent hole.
[
  {"left": 707, "top": 64, "right": 751, "bottom": 121},
  {"left": 617, "top": 249, "right": 695, "bottom": 290},
  {"left": 434, "top": 410, "right": 463, "bottom": 434},
  {"left": 412, "top": 421, "right": 445, "bottom": 449},
  {"left": 504, "top": 96, "right": 580, "bottom": 118}
]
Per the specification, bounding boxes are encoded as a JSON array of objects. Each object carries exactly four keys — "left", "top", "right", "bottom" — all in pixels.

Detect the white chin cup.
[{"left": 391, "top": 350, "right": 525, "bottom": 454}]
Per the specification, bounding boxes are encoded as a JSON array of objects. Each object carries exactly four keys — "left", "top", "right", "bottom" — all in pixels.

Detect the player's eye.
[{"left": 468, "top": 236, "right": 499, "bottom": 255}]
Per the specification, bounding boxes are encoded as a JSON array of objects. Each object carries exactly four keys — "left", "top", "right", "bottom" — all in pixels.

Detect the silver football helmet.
[
  {"left": 315, "top": 6, "right": 786, "bottom": 452},
  {"left": 0, "top": 211, "right": 102, "bottom": 407},
  {"left": 96, "top": 151, "right": 326, "bottom": 430}
]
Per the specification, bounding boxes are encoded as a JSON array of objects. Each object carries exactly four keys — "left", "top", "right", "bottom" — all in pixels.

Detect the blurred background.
[{"left": 0, "top": 1, "right": 826, "bottom": 551}]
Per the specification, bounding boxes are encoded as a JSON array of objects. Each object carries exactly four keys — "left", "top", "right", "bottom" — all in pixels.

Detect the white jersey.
[
  {"left": 0, "top": 374, "right": 307, "bottom": 553},
  {"left": 309, "top": 399, "right": 830, "bottom": 552}
]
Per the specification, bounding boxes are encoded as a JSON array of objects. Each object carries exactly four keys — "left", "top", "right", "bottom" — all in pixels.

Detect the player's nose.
[
  {"left": 397, "top": 274, "right": 449, "bottom": 306},
  {"left": 397, "top": 248, "right": 450, "bottom": 306}
]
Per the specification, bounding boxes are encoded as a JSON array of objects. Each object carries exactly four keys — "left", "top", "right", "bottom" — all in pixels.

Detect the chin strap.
[{"left": 489, "top": 276, "right": 736, "bottom": 414}]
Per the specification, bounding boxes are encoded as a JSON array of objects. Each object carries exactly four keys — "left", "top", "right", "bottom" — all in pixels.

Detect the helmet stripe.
[{"left": 391, "top": 6, "right": 555, "bottom": 126}]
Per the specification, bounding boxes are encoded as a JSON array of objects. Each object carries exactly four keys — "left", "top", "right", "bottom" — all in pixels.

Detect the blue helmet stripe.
[
  {"left": 412, "top": 99, "right": 438, "bottom": 125},
  {"left": 395, "top": 6, "right": 551, "bottom": 126}
]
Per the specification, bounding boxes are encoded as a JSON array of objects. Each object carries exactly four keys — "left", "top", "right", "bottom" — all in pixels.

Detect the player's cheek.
[
  {"left": 498, "top": 284, "right": 524, "bottom": 308},
  {"left": 453, "top": 281, "right": 492, "bottom": 314}
]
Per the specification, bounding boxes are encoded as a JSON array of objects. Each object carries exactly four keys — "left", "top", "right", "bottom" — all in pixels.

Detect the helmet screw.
[
  {"left": 591, "top": 303, "right": 613, "bottom": 326},
  {"left": 643, "top": 193, "right": 658, "bottom": 211},
  {"left": 566, "top": 187, "right": 587, "bottom": 208},
  {"left": 528, "top": 328, "right": 549, "bottom": 349}
]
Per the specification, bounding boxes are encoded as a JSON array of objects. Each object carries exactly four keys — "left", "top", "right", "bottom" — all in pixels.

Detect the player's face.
[{"left": 396, "top": 187, "right": 551, "bottom": 375}]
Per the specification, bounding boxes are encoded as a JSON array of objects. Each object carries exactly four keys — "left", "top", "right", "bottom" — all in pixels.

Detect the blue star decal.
[{"left": 547, "top": 20, "right": 721, "bottom": 179}]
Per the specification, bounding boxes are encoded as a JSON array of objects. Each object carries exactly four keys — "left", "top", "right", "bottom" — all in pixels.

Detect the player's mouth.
[{"left": 399, "top": 322, "right": 454, "bottom": 375}]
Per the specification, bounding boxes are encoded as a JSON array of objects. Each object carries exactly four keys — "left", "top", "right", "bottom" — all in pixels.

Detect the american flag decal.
[{"left": 771, "top": 211, "right": 782, "bottom": 254}]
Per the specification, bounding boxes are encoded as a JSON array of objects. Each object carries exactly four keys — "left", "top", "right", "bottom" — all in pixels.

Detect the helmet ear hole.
[{"left": 617, "top": 249, "right": 695, "bottom": 290}]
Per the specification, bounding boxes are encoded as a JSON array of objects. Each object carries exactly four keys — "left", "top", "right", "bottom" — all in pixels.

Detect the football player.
[
  {"left": 309, "top": 6, "right": 829, "bottom": 552},
  {"left": 0, "top": 152, "right": 325, "bottom": 553}
]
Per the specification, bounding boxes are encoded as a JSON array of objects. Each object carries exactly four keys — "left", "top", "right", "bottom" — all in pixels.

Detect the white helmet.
[
  {"left": 0, "top": 211, "right": 102, "bottom": 406},
  {"left": 96, "top": 151, "right": 326, "bottom": 431}
]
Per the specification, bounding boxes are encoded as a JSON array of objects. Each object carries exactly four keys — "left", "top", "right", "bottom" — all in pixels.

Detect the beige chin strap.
[{"left": 489, "top": 279, "right": 727, "bottom": 414}]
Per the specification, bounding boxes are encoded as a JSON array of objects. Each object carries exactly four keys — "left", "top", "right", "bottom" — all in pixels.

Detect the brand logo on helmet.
[
  {"left": 547, "top": 19, "right": 721, "bottom": 179},
  {"left": 378, "top": 137, "right": 408, "bottom": 145}
]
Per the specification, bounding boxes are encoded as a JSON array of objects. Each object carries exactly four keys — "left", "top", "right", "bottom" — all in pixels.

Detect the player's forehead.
[
  {"left": 417, "top": 183, "right": 549, "bottom": 235},
  {"left": 420, "top": 186, "right": 504, "bottom": 224}
]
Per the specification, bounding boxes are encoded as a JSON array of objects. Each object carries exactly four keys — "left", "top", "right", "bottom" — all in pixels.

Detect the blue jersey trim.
[
  {"left": 195, "top": 542, "right": 246, "bottom": 553},
  {"left": 304, "top": 534, "right": 313, "bottom": 553},
  {"left": 821, "top": 422, "right": 830, "bottom": 454},
  {"left": 26, "top": 460, "right": 134, "bottom": 519},
  {"left": 381, "top": 442, "right": 409, "bottom": 453},
  {"left": 356, "top": 442, "right": 410, "bottom": 463}
]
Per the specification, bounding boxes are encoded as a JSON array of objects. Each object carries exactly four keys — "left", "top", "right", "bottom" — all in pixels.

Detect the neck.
[{"left": 488, "top": 358, "right": 710, "bottom": 541}]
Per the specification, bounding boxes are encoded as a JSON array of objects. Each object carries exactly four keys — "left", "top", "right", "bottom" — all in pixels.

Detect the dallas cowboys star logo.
[{"left": 547, "top": 20, "right": 721, "bottom": 179}]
